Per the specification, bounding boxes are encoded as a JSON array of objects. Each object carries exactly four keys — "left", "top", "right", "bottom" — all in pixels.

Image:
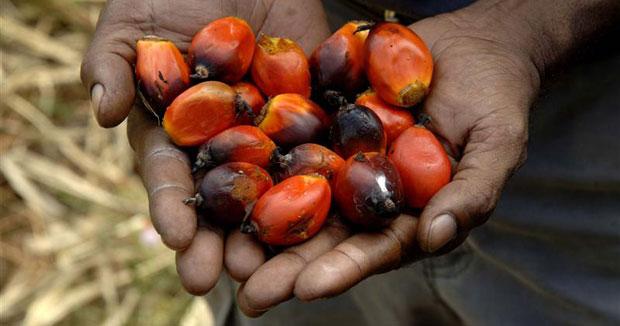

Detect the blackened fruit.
[
  {"left": 193, "top": 126, "right": 276, "bottom": 173},
  {"left": 135, "top": 36, "right": 190, "bottom": 116},
  {"left": 355, "top": 89, "right": 415, "bottom": 144},
  {"left": 256, "top": 94, "right": 330, "bottom": 149},
  {"left": 334, "top": 152, "right": 404, "bottom": 229},
  {"left": 272, "top": 143, "right": 345, "bottom": 184},
  {"left": 330, "top": 103, "right": 386, "bottom": 159},
  {"left": 309, "top": 21, "right": 370, "bottom": 97},
  {"left": 192, "top": 162, "right": 273, "bottom": 227},
  {"left": 245, "top": 175, "right": 331, "bottom": 246}
]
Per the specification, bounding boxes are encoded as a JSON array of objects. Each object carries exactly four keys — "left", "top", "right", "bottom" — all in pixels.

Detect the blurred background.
[{"left": 0, "top": 1, "right": 210, "bottom": 325}]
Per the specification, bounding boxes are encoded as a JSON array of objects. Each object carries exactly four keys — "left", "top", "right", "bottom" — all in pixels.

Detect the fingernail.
[
  {"left": 426, "top": 214, "right": 457, "bottom": 252},
  {"left": 90, "top": 83, "right": 104, "bottom": 116}
]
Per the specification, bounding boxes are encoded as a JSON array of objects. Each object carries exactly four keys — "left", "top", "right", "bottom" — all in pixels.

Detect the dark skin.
[{"left": 81, "top": 0, "right": 620, "bottom": 317}]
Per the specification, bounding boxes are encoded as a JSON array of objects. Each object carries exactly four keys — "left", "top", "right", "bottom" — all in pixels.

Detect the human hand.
[
  {"left": 82, "top": 0, "right": 330, "bottom": 295},
  {"left": 236, "top": 7, "right": 541, "bottom": 316}
]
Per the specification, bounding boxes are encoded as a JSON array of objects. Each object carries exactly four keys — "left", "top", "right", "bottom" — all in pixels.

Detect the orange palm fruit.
[
  {"left": 192, "top": 125, "right": 276, "bottom": 172},
  {"left": 309, "top": 21, "right": 370, "bottom": 97},
  {"left": 272, "top": 143, "right": 345, "bottom": 184},
  {"left": 256, "top": 94, "right": 330, "bottom": 148},
  {"left": 163, "top": 81, "right": 251, "bottom": 146},
  {"left": 187, "top": 162, "right": 273, "bottom": 228},
  {"left": 355, "top": 89, "right": 415, "bottom": 144},
  {"left": 188, "top": 17, "right": 255, "bottom": 83},
  {"left": 231, "top": 82, "right": 265, "bottom": 125},
  {"left": 243, "top": 175, "right": 331, "bottom": 246},
  {"left": 251, "top": 35, "right": 311, "bottom": 97},
  {"left": 388, "top": 125, "right": 451, "bottom": 208},
  {"left": 365, "top": 23, "right": 433, "bottom": 107},
  {"left": 334, "top": 152, "right": 404, "bottom": 229},
  {"left": 135, "top": 36, "right": 190, "bottom": 116}
]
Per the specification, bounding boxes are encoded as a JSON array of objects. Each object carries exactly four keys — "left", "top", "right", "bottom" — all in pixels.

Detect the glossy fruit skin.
[
  {"left": 330, "top": 103, "right": 387, "bottom": 159},
  {"left": 334, "top": 152, "right": 404, "bottom": 229},
  {"left": 188, "top": 17, "right": 255, "bottom": 83},
  {"left": 193, "top": 126, "right": 276, "bottom": 172},
  {"left": 232, "top": 82, "right": 265, "bottom": 125},
  {"left": 365, "top": 23, "right": 433, "bottom": 107},
  {"left": 273, "top": 143, "right": 345, "bottom": 184},
  {"left": 388, "top": 126, "right": 451, "bottom": 208},
  {"left": 198, "top": 162, "right": 273, "bottom": 228},
  {"left": 251, "top": 35, "right": 311, "bottom": 97},
  {"left": 249, "top": 175, "right": 331, "bottom": 246},
  {"left": 256, "top": 94, "right": 330, "bottom": 148},
  {"left": 355, "top": 89, "right": 415, "bottom": 144},
  {"left": 309, "top": 21, "right": 370, "bottom": 97},
  {"left": 135, "top": 36, "right": 190, "bottom": 116},
  {"left": 163, "top": 81, "right": 241, "bottom": 146}
]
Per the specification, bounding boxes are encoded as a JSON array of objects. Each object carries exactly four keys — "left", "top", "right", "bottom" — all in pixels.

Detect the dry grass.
[{"left": 1, "top": 1, "right": 213, "bottom": 324}]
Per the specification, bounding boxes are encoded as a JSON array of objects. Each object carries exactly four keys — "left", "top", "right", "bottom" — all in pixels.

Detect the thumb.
[
  {"left": 81, "top": 9, "right": 137, "bottom": 127},
  {"left": 417, "top": 113, "right": 529, "bottom": 253}
]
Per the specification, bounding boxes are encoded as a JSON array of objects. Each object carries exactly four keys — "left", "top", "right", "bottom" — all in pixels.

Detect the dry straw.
[{"left": 1, "top": 1, "right": 214, "bottom": 324}]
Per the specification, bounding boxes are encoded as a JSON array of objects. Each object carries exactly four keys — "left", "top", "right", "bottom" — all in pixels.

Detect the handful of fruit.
[{"left": 136, "top": 17, "right": 451, "bottom": 246}]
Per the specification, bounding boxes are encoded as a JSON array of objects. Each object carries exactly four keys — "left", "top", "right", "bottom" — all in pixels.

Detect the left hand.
[{"left": 236, "top": 9, "right": 539, "bottom": 316}]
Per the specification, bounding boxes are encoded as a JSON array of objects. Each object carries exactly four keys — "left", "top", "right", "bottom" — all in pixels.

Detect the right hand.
[{"left": 81, "top": 0, "right": 330, "bottom": 295}]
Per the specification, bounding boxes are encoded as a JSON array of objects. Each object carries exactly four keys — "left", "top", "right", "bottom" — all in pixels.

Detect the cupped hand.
[
  {"left": 83, "top": 0, "right": 330, "bottom": 295},
  {"left": 236, "top": 11, "right": 540, "bottom": 316}
]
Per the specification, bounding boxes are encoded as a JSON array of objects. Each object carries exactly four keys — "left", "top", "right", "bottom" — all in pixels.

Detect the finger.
[
  {"left": 237, "top": 218, "right": 350, "bottom": 317},
  {"left": 128, "top": 108, "right": 197, "bottom": 250},
  {"left": 176, "top": 227, "right": 224, "bottom": 295},
  {"left": 224, "top": 229, "right": 266, "bottom": 282},
  {"left": 294, "top": 215, "right": 421, "bottom": 302},
  {"left": 417, "top": 115, "right": 528, "bottom": 253},
  {"left": 80, "top": 3, "right": 139, "bottom": 127}
]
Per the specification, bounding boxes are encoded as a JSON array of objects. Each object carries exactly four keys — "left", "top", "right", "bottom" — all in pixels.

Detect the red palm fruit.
[
  {"left": 232, "top": 82, "right": 265, "bottom": 125},
  {"left": 388, "top": 126, "right": 451, "bottom": 208},
  {"left": 135, "top": 36, "right": 190, "bottom": 116},
  {"left": 309, "top": 21, "right": 370, "bottom": 97},
  {"left": 192, "top": 126, "right": 276, "bottom": 173},
  {"left": 355, "top": 89, "right": 415, "bottom": 144},
  {"left": 334, "top": 152, "right": 403, "bottom": 229},
  {"left": 330, "top": 102, "right": 387, "bottom": 159},
  {"left": 256, "top": 94, "right": 330, "bottom": 148},
  {"left": 188, "top": 17, "right": 255, "bottom": 83},
  {"left": 365, "top": 22, "right": 433, "bottom": 107},
  {"left": 187, "top": 162, "right": 273, "bottom": 228},
  {"left": 244, "top": 175, "right": 331, "bottom": 246},
  {"left": 251, "top": 34, "right": 311, "bottom": 97},
  {"left": 272, "top": 143, "right": 345, "bottom": 184},
  {"left": 163, "top": 81, "right": 250, "bottom": 146}
]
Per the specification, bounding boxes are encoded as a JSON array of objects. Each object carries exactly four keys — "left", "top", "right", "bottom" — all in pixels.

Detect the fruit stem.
[
  {"left": 192, "top": 145, "right": 213, "bottom": 174},
  {"left": 354, "top": 22, "right": 375, "bottom": 34},
  {"left": 183, "top": 193, "right": 203, "bottom": 206},
  {"left": 190, "top": 64, "right": 210, "bottom": 80},
  {"left": 416, "top": 113, "right": 432, "bottom": 127},
  {"left": 323, "top": 90, "right": 348, "bottom": 110},
  {"left": 270, "top": 147, "right": 291, "bottom": 169}
]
